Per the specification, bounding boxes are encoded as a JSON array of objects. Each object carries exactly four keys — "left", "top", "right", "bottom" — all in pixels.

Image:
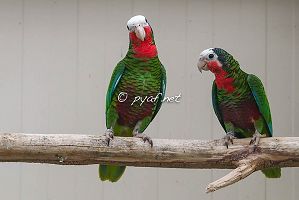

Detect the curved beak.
[
  {"left": 197, "top": 58, "right": 209, "bottom": 73},
  {"left": 135, "top": 25, "right": 146, "bottom": 41}
]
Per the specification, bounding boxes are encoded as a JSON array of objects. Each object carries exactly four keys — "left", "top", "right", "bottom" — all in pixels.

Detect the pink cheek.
[
  {"left": 129, "top": 32, "right": 137, "bottom": 40},
  {"left": 207, "top": 61, "right": 221, "bottom": 73},
  {"left": 144, "top": 26, "right": 152, "bottom": 33},
  {"left": 144, "top": 27, "right": 152, "bottom": 40}
]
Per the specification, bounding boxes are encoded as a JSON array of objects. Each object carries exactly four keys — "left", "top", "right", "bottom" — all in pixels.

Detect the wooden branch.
[
  {"left": 0, "top": 133, "right": 298, "bottom": 192},
  {"left": 206, "top": 157, "right": 260, "bottom": 193}
]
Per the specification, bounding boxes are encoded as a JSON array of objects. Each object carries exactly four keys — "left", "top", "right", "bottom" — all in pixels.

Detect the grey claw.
[
  {"left": 143, "top": 137, "right": 153, "bottom": 147},
  {"left": 134, "top": 132, "right": 153, "bottom": 147},
  {"left": 223, "top": 132, "right": 236, "bottom": 148},
  {"left": 249, "top": 132, "right": 261, "bottom": 150},
  {"left": 104, "top": 129, "right": 114, "bottom": 146}
]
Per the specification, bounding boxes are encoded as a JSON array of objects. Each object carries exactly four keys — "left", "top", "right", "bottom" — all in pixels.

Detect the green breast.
[{"left": 112, "top": 57, "right": 163, "bottom": 128}]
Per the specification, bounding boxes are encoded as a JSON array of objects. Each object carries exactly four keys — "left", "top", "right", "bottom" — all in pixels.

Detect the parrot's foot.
[
  {"left": 223, "top": 132, "right": 236, "bottom": 148},
  {"left": 249, "top": 132, "right": 261, "bottom": 150},
  {"left": 133, "top": 132, "right": 153, "bottom": 147},
  {"left": 104, "top": 129, "right": 114, "bottom": 146}
]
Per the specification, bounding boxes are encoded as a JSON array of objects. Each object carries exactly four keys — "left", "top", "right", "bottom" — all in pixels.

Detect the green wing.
[
  {"left": 247, "top": 74, "right": 273, "bottom": 136},
  {"left": 212, "top": 81, "right": 226, "bottom": 132},
  {"left": 105, "top": 61, "right": 126, "bottom": 127},
  {"left": 151, "top": 64, "right": 166, "bottom": 121}
]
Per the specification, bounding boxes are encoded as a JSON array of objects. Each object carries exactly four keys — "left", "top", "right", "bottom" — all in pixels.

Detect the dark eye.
[
  {"left": 208, "top": 54, "right": 214, "bottom": 59},
  {"left": 127, "top": 25, "right": 129, "bottom": 30},
  {"left": 145, "top": 18, "right": 148, "bottom": 23}
]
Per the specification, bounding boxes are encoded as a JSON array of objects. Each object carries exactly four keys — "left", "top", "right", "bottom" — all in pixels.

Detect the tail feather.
[
  {"left": 262, "top": 167, "right": 281, "bottom": 178},
  {"left": 99, "top": 165, "right": 126, "bottom": 182}
]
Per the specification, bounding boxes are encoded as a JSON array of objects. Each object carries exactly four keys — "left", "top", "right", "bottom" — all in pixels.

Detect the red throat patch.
[
  {"left": 208, "top": 61, "right": 235, "bottom": 93},
  {"left": 129, "top": 26, "right": 157, "bottom": 59}
]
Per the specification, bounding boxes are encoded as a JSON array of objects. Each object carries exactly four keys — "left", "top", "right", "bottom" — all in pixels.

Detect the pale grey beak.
[
  {"left": 135, "top": 25, "right": 146, "bottom": 41},
  {"left": 197, "top": 58, "right": 209, "bottom": 73}
]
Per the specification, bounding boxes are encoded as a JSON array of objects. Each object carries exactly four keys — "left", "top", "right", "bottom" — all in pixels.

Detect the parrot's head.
[
  {"left": 127, "top": 15, "right": 152, "bottom": 42},
  {"left": 197, "top": 48, "right": 239, "bottom": 75},
  {"left": 126, "top": 15, "right": 157, "bottom": 59}
]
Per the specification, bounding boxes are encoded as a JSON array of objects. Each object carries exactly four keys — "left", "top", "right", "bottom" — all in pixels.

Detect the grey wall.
[{"left": 0, "top": 0, "right": 298, "bottom": 200}]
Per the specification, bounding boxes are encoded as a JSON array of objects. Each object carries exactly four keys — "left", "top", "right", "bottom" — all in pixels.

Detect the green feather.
[
  {"left": 262, "top": 167, "right": 281, "bottom": 178},
  {"left": 247, "top": 74, "right": 273, "bottom": 136},
  {"left": 99, "top": 165, "right": 126, "bottom": 182},
  {"left": 99, "top": 125, "right": 132, "bottom": 182},
  {"left": 105, "top": 62, "right": 126, "bottom": 128},
  {"left": 212, "top": 81, "right": 226, "bottom": 132},
  {"left": 150, "top": 64, "right": 166, "bottom": 122}
]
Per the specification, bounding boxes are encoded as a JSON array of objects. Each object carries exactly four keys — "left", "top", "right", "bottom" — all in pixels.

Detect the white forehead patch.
[
  {"left": 200, "top": 48, "right": 214, "bottom": 57},
  {"left": 127, "top": 15, "right": 148, "bottom": 30},
  {"left": 199, "top": 48, "right": 218, "bottom": 60}
]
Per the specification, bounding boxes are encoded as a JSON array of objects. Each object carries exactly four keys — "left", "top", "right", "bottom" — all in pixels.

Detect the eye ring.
[{"left": 208, "top": 54, "right": 214, "bottom": 59}]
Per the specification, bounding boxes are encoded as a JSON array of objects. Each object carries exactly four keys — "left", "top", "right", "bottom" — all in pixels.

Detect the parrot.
[
  {"left": 197, "top": 48, "right": 281, "bottom": 178},
  {"left": 99, "top": 15, "right": 166, "bottom": 182}
]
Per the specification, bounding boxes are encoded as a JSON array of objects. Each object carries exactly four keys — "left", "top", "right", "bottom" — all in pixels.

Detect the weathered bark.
[{"left": 0, "top": 133, "right": 298, "bottom": 192}]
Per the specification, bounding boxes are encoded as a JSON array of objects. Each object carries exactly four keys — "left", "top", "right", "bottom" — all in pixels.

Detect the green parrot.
[
  {"left": 99, "top": 15, "right": 166, "bottom": 182},
  {"left": 197, "top": 48, "right": 280, "bottom": 178}
]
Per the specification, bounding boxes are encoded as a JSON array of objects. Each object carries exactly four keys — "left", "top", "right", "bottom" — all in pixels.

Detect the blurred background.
[{"left": 0, "top": 0, "right": 298, "bottom": 199}]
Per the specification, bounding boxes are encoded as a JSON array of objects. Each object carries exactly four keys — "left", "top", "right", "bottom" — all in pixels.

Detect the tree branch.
[
  {"left": 206, "top": 157, "right": 260, "bottom": 193},
  {"left": 0, "top": 133, "right": 298, "bottom": 192}
]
